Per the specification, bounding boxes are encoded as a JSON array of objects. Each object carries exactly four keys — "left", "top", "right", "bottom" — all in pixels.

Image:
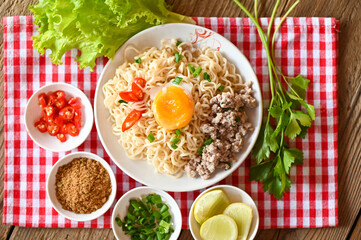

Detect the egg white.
[{"left": 149, "top": 82, "right": 193, "bottom": 100}]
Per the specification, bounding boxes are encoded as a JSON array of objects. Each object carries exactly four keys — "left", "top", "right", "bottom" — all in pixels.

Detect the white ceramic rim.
[
  {"left": 46, "top": 151, "right": 117, "bottom": 222},
  {"left": 111, "top": 186, "right": 182, "bottom": 240},
  {"left": 94, "top": 23, "right": 263, "bottom": 192},
  {"left": 24, "top": 82, "right": 94, "bottom": 152},
  {"left": 189, "top": 185, "right": 259, "bottom": 240}
]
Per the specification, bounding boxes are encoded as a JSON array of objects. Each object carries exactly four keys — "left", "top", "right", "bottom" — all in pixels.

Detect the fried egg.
[{"left": 150, "top": 82, "right": 194, "bottom": 130}]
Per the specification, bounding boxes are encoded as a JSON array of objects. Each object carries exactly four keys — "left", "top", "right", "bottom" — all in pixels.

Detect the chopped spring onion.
[
  {"left": 235, "top": 116, "right": 241, "bottom": 122},
  {"left": 171, "top": 144, "right": 178, "bottom": 149},
  {"left": 134, "top": 57, "right": 141, "bottom": 63},
  {"left": 116, "top": 193, "right": 174, "bottom": 240},
  {"left": 174, "top": 51, "right": 183, "bottom": 64},
  {"left": 188, "top": 64, "right": 195, "bottom": 74},
  {"left": 193, "top": 66, "right": 202, "bottom": 77},
  {"left": 203, "top": 72, "right": 211, "bottom": 82},
  {"left": 176, "top": 40, "right": 182, "bottom": 46},
  {"left": 197, "top": 138, "right": 213, "bottom": 155},
  {"left": 170, "top": 137, "right": 180, "bottom": 144},
  {"left": 217, "top": 85, "right": 225, "bottom": 92},
  {"left": 225, "top": 161, "right": 232, "bottom": 170},
  {"left": 118, "top": 100, "right": 128, "bottom": 104},
  {"left": 204, "top": 138, "right": 213, "bottom": 145},
  {"left": 148, "top": 133, "right": 155, "bottom": 143},
  {"left": 172, "top": 76, "right": 183, "bottom": 85},
  {"left": 175, "top": 129, "right": 182, "bottom": 137},
  {"left": 197, "top": 146, "right": 204, "bottom": 155}
]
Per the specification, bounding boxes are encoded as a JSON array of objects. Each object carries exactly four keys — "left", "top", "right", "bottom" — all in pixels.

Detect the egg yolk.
[{"left": 153, "top": 85, "right": 194, "bottom": 130}]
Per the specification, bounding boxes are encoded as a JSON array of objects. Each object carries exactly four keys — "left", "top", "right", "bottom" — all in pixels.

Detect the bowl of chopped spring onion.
[{"left": 111, "top": 186, "right": 182, "bottom": 240}]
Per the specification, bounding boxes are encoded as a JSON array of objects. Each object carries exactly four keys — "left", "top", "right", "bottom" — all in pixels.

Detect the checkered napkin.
[{"left": 3, "top": 16, "right": 339, "bottom": 229}]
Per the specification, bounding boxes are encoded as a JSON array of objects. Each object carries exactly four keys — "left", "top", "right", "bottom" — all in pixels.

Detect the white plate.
[
  {"left": 24, "top": 83, "right": 94, "bottom": 152},
  {"left": 94, "top": 23, "right": 262, "bottom": 192},
  {"left": 111, "top": 187, "right": 182, "bottom": 240},
  {"left": 189, "top": 185, "right": 259, "bottom": 240},
  {"left": 46, "top": 152, "right": 117, "bottom": 222}
]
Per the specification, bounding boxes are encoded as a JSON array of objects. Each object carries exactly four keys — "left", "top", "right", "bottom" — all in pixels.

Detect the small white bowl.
[
  {"left": 24, "top": 82, "right": 94, "bottom": 152},
  {"left": 46, "top": 151, "right": 117, "bottom": 222},
  {"left": 189, "top": 185, "right": 259, "bottom": 240},
  {"left": 111, "top": 187, "right": 182, "bottom": 240}
]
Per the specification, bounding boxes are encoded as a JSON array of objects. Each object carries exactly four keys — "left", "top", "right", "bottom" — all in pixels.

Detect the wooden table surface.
[{"left": 1, "top": 0, "right": 360, "bottom": 239}]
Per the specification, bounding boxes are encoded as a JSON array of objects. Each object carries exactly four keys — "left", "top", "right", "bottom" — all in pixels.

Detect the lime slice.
[
  {"left": 193, "top": 189, "right": 230, "bottom": 224},
  {"left": 200, "top": 214, "right": 238, "bottom": 240},
  {"left": 223, "top": 203, "right": 253, "bottom": 240}
]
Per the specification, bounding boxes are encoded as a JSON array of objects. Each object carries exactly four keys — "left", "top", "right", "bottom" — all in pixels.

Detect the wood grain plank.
[
  {"left": 1, "top": 0, "right": 360, "bottom": 240},
  {"left": 350, "top": 211, "right": 361, "bottom": 240},
  {"left": 8, "top": 227, "right": 115, "bottom": 240}
]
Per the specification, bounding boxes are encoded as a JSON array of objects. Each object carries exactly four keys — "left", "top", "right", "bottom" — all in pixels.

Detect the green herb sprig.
[{"left": 232, "top": 0, "right": 315, "bottom": 199}]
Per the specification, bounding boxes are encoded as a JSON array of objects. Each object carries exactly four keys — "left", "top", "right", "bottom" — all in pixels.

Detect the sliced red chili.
[
  {"left": 38, "top": 93, "right": 47, "bottom": 108},
  {"left": 60, "top": 124, "right": 68, "bottom": 134},
  {"left": 132, "top": 82, "right": 144, "bottom": 100},
  {"left": 54, "top": 117, "right": 64, "bottom": 127},
  {"left": 54, "top": 98, "right": 66, "bottom": 109},
  {"left": 56, "top": 133, "right": 67, "bottom": 142},
  {"left": 122, "top": 109, "right": 143, "bottom": 132},
  {"left": 47, "top": 94, "right": 56, "bottom": 106},
  {"left": 47, "top": 123, "right": 60, "bottom": 136},
  {"left": 34, "top": 120, "right": 47, "bottom": 133},
  {"left": 55, "top": 90, "right": 65, "bottom": 100},
  {"left": 119, "top": 91, "right": 140, "bottom": 102},
  {"left": 59, "top": 106, "right": 75, "bottom": 120},
  {"left": 43, "top": 106, "right": 56, "bottom": 117},
  {"left": 67, "top": 123, "right": 79, "bottom": 137},
  {"left": 68, "top": 97, "right": 79, "bottom": 106},
  {"left": 134, "top": 78, "right": 147, "bottom": 88},
  {"left": 43, "top": 115, "right": 55, "bottom": 125},
  {"left": 73, "top": 110, "right": 82, "bottom": 129}
]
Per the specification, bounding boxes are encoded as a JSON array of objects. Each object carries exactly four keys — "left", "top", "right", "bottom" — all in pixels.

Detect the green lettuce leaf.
[{"left": 29, "top": 0, "right": 195, "bottom": 70}]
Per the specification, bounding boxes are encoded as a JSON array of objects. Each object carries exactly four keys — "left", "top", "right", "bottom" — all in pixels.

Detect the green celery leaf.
[
  {"left": 266, "top": 123, "right": 279, "bottom": 153},
  {"left": 285, "top": 148, "right": 303, "bottom": 165},
  {"left": 282, "top": 101, "right": 292, "bottom": 111},
  {"left": 249, "top": 160, "right": 273, "bottom": 182},
  {"left": 289, "top": 75, "right": 310, "bottom": 100},
  {"left": 285, "top": 92, "right": 301, "bottom": 110},
  {"left": 269, "top": 156, "right": 292, "bottom": 199},
  {"left": 285, "top": 113, "right": 301, "bottom": 139},
  {"left": 271, "top": 111, "right": 290, "bottom": 139},
  {"left": 282, "top": 148, "right": 296, "bottom": 174},
  {"left": 285, "top": 91, "right": 302, "bottom": 101},
  {"left": 293, "top": 111, "right": 312, "bottom": 127},
  {"left": 300, "top": 100, "right": 316, "bottom": 120},
  {"left": 298, "top": 125, "right": 309, "bottom": 139},
  {"left": 290, "top": 75, "right": 310, "bottom": 89},
  {"left": 252, "top": 123, "right": 279, "bottom": 164},
  {"left": 269, "top": 105, "right": 283, "bottom": 118}
]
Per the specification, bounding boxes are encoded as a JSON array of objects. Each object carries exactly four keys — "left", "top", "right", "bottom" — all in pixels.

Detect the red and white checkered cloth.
[{"left": 3, "top": 16, "right": 339, "bottom": 229}]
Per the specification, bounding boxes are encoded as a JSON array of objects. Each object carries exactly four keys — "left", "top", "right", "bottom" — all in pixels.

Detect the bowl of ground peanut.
[{"left": 46, "top": 151, "right": 117, "bottom": 222}]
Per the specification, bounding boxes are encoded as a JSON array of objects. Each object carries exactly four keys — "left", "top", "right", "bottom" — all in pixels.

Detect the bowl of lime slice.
[{"left": 189, "top": 185, "right": 259, "bottom": 240}]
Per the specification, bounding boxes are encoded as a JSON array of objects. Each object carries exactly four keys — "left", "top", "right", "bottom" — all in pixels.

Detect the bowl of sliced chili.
[{"left": 24, "top": 82, "right": 93, "bottom": 152}]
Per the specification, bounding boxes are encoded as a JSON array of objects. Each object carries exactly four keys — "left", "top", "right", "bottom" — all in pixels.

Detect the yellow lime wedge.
[
  {"left": 193, "top": 189, "right": 230, "bottom": 224},
  {"left": 200, "top": 214, "right": 238, "bottom": 240},
  {"left": 223, "top": 203, "right": 253, "bottom": 240}
]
